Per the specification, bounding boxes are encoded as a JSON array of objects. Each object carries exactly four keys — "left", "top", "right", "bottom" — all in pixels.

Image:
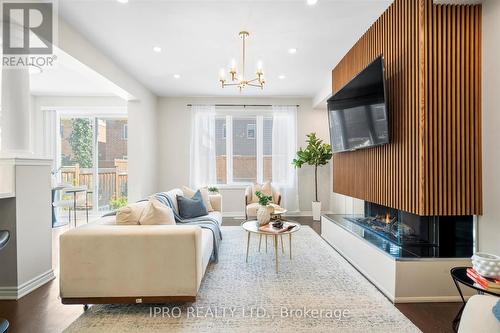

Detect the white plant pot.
[
  {"left": 257, "top": 205, "right": 273, "bottom": 226},
  {"left": 312, "top": 201, "right": 322, "bottom": 221}
]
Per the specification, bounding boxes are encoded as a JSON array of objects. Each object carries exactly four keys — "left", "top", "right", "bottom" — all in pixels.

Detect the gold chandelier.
[{"left": 219, "top": 31, "right": 265, "bottom": 91}]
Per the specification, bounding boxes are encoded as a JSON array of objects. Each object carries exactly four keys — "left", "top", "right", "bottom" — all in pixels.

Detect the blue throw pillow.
[
  {"left": 493, "top": 299, "right": 500, "bottom": 322},
  {"left": 177, "top": 190, "right": 208, "bottom": 219}
]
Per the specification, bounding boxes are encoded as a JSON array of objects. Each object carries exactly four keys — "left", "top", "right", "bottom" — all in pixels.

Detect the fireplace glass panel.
[{"left": 339, "top": 202, "right": 473, "bottom": 258}]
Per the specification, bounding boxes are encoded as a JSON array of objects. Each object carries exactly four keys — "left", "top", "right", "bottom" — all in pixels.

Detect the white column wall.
[{"left": 1, "top": 68, "right": 31, "bottom": 154}]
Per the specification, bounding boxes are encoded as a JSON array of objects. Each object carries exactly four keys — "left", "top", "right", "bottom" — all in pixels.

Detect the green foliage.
[
  {"left": 110, "top": 196, "right": 128, "bottom": 210},
  {"left": 208, "top": 186, "right": 219, "bottom": 194},
  {"left": 68, "top": 118, "right": 93, "bottom": 168},
  {"left": 255, "top": 191, "right": 273, "bottom": 206},
  {"left": 293, "top": 133, "right": 333, "bottom": 202},
  {"left": 292, "top": 133, "right": 333, "bottom": 169}
]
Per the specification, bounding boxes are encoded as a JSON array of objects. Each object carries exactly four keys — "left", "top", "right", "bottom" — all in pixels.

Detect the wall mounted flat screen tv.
[{"left": 327, "top": 56, "right": 389, "bottom": 153}]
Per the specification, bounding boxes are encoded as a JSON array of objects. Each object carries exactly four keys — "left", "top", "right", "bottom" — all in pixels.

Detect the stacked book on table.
[
  {"left": 466, "top": 268, "right": 500, "bottom": 292},
  {"left": 258, "top": 223, "right": 296, "bottom": 233}
]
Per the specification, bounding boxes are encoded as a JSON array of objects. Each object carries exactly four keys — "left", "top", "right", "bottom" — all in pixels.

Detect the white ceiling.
[
  {"left": 30, "top": 47, "right": 128, "bottom": 97},
  {"left": 59, "top": 0, "right": 391, "bottom": 97},
  {"left": 30, "top": 62, "right": 117, "bottom": 96}
]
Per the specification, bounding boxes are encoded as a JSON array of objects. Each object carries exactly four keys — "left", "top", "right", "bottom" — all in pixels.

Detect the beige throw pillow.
[
  {"left": 251, "top": 183, "right": 262, "bottom": 203},
  {"left": 261, "top": 181, "right": 273, "bottom": 197},
  {"left": 116, "top": 201, "right": 149, "bottom": 225},
  {"left": 139, "top": 197, "right": 176, "bottom": 225},
  {"left": 252, "top": 182, "right": 273, "bottom": 203},
  {"left": 182, "top": 186, "right": 214, "bottom": 212}
]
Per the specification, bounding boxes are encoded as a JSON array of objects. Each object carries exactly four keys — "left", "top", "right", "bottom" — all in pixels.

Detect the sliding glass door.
[
  {"left": 58, "top": 115, "right": 128, "bottom": 215},
  {"left": 96, "top": 117, "right": 128, "bottom": 210}
]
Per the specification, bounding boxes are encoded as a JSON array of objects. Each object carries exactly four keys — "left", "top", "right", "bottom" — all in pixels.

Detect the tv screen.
[{"left": 327, "top": 56, "right": 389, "bottom": 153}]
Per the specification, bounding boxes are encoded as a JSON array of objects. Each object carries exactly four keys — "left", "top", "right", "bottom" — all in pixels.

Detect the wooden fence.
[{"left": 61, "top": 162, "right": 128, "bottom": 207}]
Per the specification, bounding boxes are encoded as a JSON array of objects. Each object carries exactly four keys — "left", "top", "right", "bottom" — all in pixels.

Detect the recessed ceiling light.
[
  {"left": 288, "top": 48, "right": 297, "bottom": 54},
  {"left": 153, "top": 46, "right": 162, "bottom": 53},
  {"left": 117, "top": 0, "right": 129, "bottom": 3},
  {"left": 278, "top": 74, "right": 286, "bottom": 80},
  {"left": 173, "top": 74, "right": 181, "bottom": 79},
  {"left": 307, "top": 0, "right": 318, "bottom": 5}
]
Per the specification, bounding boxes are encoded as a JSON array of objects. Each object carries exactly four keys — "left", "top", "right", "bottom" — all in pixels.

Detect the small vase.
[{"left": 257, "top": 205, "right": 273, "bottom": 226}]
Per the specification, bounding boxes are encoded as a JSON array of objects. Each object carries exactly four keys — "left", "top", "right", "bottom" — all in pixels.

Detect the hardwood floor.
[
  {"left": 0, "top": 225, "right": 84, "bottom": 333},
  {"left": 0, "top": 216, "right": 461, "bottom": 333}
]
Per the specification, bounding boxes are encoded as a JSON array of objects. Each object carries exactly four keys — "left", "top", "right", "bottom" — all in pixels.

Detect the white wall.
[
  {"left": 479, "top": 0, "right": 500, "bottom": 255},
  {"left": 157, "top": 96, "right": 332, "bottom": 215}
]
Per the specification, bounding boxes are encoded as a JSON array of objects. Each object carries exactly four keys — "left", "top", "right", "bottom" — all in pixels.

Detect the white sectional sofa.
[{"left": 59, "top": 189, "right": 222, "bottom": 305}]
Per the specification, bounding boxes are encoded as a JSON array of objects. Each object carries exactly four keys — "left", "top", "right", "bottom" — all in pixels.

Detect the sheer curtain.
[
  {"left": 272, "top": 105, "right": 299, "bottom": 213},
  {"left": 189, "top": 105, "right": 217, "bottom": 188}
]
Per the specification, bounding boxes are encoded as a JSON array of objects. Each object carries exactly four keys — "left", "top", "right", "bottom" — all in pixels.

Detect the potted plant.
[
  {"left": 293, "top": 133, "right": 332, "bottom": 221},
  {"left": 208, "top": 186, "right": 219, "bottom": 194},
  {"left": 255, "top": 190, "right": 274, "bottom": 226}
]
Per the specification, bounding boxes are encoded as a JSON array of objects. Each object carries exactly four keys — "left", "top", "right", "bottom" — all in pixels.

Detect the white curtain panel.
[
  {"left": 272, "top": 105, "right": 300, "bottom": 213},
  {"left": 189, "top": 104, "right": 217, "bottom": 188}
]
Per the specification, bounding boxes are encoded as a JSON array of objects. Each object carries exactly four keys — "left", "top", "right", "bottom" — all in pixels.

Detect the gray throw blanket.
[
  {"left": 154, "top": 192, "right": 222, "bottom": 263},
  {"left": 103, "top": 193, "right": 222, "bottom": 263}
]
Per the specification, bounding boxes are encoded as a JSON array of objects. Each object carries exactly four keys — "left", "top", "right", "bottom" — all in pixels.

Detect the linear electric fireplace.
[
  {"left": 326, "top": 202, "right": 474, "bottom": 259},
  {"left": 321, "top": 203, "right": 476, "bottom": 302}
]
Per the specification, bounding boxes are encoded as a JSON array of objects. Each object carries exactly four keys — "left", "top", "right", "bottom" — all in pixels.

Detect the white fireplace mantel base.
[{"left": 321, "top": 215, "right": 475, "bottom": 303}]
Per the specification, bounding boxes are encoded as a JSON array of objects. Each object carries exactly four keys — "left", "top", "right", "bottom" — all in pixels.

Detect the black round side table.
[
  {"left": 450, "top": 266, "right": 500, "bottom": 332},
  {"left": 0, "top": 230, "right": 10, "bottom": 333}
]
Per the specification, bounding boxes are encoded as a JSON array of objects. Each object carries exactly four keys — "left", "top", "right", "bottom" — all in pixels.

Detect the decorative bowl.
[{"left": 471, "top": 252, "right": 500, "bottom": 279}]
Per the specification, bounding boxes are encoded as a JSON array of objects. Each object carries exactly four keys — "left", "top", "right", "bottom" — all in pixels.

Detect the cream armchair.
[{"left": 245, "top": 183, "right": 281, "bottom": 219}]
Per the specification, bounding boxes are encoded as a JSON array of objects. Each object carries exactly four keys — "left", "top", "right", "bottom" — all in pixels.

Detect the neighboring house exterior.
[
  {"left": 98, "top": 119, "right": 128, "bottom": 168},
  {"left": 60, "top": 118, "right": 128, "bottom": 168},
  {"left": 215, "top": 117, "right": 273, "bottom": 184}
]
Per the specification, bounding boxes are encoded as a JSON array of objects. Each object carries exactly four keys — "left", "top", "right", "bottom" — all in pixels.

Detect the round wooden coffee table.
[{"left": 241, "top": 220, "right": 301, "bottom": 273}]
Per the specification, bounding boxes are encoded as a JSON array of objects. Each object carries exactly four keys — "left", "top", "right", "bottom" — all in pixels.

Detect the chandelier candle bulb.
[
  {"left": 257, "top": 61, "right": 263, "bottom": 75},
  {"left": 219, "top": 69, "right": 226, "bottom": 81},
  {"left": 220, "top": 31, "right": 265, "bottom": 90}
]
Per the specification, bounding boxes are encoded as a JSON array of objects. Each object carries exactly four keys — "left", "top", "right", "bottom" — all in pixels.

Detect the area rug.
[{"left": 64, "top": 226, "right": 420, "bottom": 333}]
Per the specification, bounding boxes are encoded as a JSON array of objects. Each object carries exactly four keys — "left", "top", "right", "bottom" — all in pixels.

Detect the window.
[
  {"left": 122, "top": 124, "right": 128, "bottom": 140},
  {"left": 246, "top": 124, "right": 256, "bottom": 139},
  {"left": 215, "top": 117, "right": 227, "bottom": 184},
  {"left": 233, "top": 117, "right": 257, "bottom": 183},
  {"left": 215, "top": 112, "right": 273, "bottom": 185}
]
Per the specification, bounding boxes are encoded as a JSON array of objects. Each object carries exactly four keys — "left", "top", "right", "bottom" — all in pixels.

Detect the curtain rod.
[{"left": 186, "top": 104, "right": 299, "bottom": 107}]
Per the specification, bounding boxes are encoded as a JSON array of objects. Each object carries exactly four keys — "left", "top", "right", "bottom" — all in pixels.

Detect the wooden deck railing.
[{"left": 61, "top": 161, "right": 128, "bottom": 207}]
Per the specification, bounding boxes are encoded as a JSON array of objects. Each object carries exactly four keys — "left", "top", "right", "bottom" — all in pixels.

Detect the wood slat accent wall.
[{"left": 331, "top": 0, "right": 482, "bottom": 216}]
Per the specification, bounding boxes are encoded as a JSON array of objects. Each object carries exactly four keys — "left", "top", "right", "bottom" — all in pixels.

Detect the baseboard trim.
[
  {"left": 222, "top": 212, "right": 246, "bottom": 218},
  {"left": 394, "top": 295, "right": 471, "bottom": 303},
  {"left": 0, "top": 269, "right": 55, "bottom": 300}
]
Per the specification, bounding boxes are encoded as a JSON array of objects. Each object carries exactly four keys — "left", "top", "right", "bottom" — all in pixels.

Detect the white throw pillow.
[
  {"left": 139, "top": 197, "right": 176, "bottom": 225},
  {"left": 116, "top": 201, "right": 149, "bottom": 225},
  {"left": 182, "top": 186, "right": 214, "bottom": 212}
]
